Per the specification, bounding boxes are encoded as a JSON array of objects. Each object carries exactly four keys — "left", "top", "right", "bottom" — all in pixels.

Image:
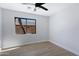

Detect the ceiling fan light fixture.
[
  {"left": 21, "top": 3, "right": 48, "bottom": 11},
  {"left": 22, "top": 3, "right": 35, "bottom": 5}
]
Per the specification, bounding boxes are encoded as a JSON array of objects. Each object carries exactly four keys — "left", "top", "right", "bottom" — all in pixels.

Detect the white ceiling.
[{"left": 0, "top": 3, "right": 73, "bottom": 16}]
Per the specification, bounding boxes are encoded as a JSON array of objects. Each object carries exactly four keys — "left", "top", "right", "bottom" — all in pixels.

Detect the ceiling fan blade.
[
  {"left": 35, "top": 3, "right": 45, "bottom": 6},
  {"left": 39, "top": 6, "right": 48, "bottom": 11},
  {"left": 22, "top": 3, "right": 35, "bottom": 5}
]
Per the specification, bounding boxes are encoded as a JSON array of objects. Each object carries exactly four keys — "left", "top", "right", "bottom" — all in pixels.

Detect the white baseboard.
[
  {"left": 1, "top": 47, "right": 20, "bottom": 52},
  {"left": 49, "top": 40, "right": 79, "bottom": 56}
]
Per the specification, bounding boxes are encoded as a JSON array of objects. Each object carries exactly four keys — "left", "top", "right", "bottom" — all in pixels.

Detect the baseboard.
[
  {"left": 1, "top": 47, "right": 20, "bottom": 52},
  {"left": 49, "top": 40, "right": 79, "bottom": 56}
]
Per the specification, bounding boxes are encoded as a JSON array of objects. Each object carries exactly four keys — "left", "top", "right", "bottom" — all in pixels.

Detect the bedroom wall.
[
  {"left": 0, "top": 8, "right": 2, "bottom": 49},
  {"left": 49, "top": 4, "right": 79, "bottom": 55},
  {"left": 2, "top": 8, "right": 49, "bottom": 48}
]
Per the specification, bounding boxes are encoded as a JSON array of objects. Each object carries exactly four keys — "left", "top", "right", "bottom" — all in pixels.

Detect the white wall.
[
  {"left": 0, "top": 8, "right": 2, "bottom": 49},
  {"left": 49, "top": 4, "right": 79, "bottom": 55},
  {"left": 2, "top": 8, "right": 49, "bottom": 48}
]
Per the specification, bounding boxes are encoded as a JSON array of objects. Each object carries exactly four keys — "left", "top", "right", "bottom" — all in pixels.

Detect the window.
[{"left": 15, "top": 17, "right": 36, "bottom": 34}]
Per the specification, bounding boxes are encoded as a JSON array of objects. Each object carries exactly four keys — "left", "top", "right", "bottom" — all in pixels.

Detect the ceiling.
[{"left": 0, "top": 3, "right": 73, "bottom": 16}]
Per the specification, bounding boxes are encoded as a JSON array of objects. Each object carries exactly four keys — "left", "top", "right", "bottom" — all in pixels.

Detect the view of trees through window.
[{"left": 15, "top": 17, "right": 36, "bottom": 34}]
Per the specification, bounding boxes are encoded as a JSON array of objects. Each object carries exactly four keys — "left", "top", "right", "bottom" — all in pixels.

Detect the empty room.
[{"left": 0, "top": 3, "right": 79, "bottom": 56}]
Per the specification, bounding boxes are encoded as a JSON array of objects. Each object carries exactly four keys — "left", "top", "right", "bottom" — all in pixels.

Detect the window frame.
[{"left": 14, "top": 17, "right": 36, "bottom": 34}]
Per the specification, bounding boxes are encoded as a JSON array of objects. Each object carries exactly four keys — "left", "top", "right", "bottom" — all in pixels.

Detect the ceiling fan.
[{"left": 22, "top": 3, "right": 48, "bottom": 11}]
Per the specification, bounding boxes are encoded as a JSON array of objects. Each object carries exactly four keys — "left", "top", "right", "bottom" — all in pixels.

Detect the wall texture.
[
  {"left": 0, "top": 8, "right": 2, "bottom": 49},
  {"left": 2, "top": 8, "right": 49, "bottom": 48},
  {"left": 49, "top": 4, "right": 79, "bottom": 55}
]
